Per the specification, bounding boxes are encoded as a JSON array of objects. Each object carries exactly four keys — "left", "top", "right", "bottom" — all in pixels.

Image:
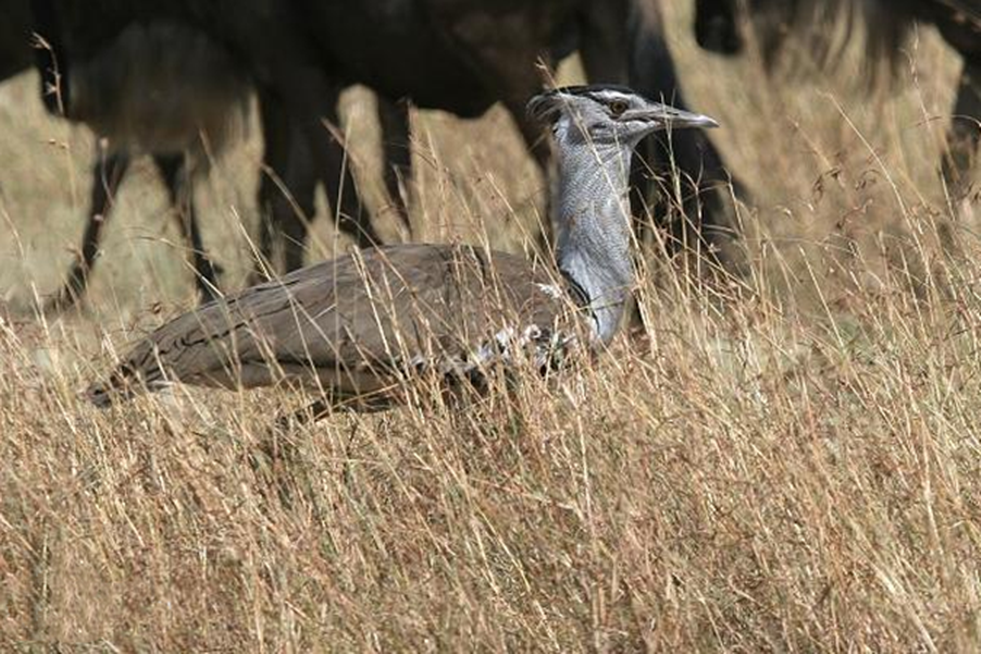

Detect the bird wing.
[{"left": 89, "top": 244, "right": 571, "bottom": 405}]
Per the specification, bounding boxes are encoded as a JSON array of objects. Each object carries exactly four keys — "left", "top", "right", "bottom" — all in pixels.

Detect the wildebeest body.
[
  {"left": 695, "top": 0, "right": 980, "bottom": 217},
  {"left": 0, "top": 0, "right": 30, "bottom": 80},
  {"left": 295, "top": 0, "right": 743, "bottom": 263},
  {"left": 27, "top": 0, "right": 260, "bottom": 306},
  {"left": 66, "top": 21, "right": 250, "bottom": 157},
  {"left": 299, "top": 0, "right": 495, "bottom": 118},
  {"left": 30, "top": 0, "right": 745, "bottom": 289}
]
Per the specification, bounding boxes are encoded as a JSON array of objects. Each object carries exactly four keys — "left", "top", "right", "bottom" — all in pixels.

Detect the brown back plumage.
[{"left": 88, "top": 244, "right": 578, "bottom": 408}]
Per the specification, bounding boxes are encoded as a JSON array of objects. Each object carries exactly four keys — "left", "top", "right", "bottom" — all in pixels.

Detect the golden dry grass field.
[{"left": 2, "top": 2, "right": 981, "bottom": 651}]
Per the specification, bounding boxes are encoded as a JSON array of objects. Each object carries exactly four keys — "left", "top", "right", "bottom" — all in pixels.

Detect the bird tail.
[
  {"left": 84, "top": 346, "right": 169, "bottom": 408},
  {"left": 85, "top": 366, "right": 143, "bottom": 408},
  {"left": 85, "top": 381, "right": 118, "bottom": 409}
]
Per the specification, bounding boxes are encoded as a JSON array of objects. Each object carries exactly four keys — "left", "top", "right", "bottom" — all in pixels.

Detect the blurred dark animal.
[
  {"left": 27, "top": 4, "right": 249, "bottom": 309},
  {"left": 229, "top": 0, "right": 746, "bottom": 273},
  {"left": 27, "top": 0, "right": 386, "bottom": 309},
  {"left": 0, "top": 0, "right": 31, "bottom": 80},
  {"left": 288, "top": 0, "right": 744, "bottom": 267},
  {"left": 695, "top": 0, "right": 981, "bottom": 209},
  {"left": 252, "top": 86, "right": 395, "bottom": 278},
  {"left": 29, "top": 0, "right": 744, "bottom": 305},
  {"left": 1, "top": 0, "right": 233, "bottom": 309}
]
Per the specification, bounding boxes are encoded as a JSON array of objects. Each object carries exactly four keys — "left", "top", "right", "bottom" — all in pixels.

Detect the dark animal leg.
[
  {"left": 579, "top": 2, "right": 651, "bottom": 249},
  {"left": 510, "top": 105, "right": 552, "bottom": 170},
  {"left": 154, "top": 154, "right": 222, "bottom": 303},
  {"left": 376, "top": 96, "right": 414, "bottom": 238},
  {"left": 259, "top": 69, "right": 381, "bottom": 271},
  {"left": 45, "top": 147, "right": 129, "bottom": 312},
  {"left": 942, "top": 60, "right": 981, "bottom": 207},
  {"left": 504, "top": 96, "right": 556, "bottom": 253},
  {"left": 626, "top": 0, "right": 743, "bottom": 271},
  {"left": 268, "top": 90, "right": 381, "bottom": 271},
  {"left": 482, "top": 93, "right": 555, "bottom": 257},
  {"left": 266, "top": 86, "right": 381, "bottom": 266},
  {"left": 255, "top": 91, "right": 289, "bottom": 278},
  {"left": 255, "top": 89, "right": 317, "bottom": 278},
  {"left": 317, "top": 91, "right": 382, "bottom": 250},
  {"left": 280, "top": 128, "right": 320, "bottom": 272}
]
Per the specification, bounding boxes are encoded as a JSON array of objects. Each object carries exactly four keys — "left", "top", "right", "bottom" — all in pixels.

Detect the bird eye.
[{"left": 609, "top": 100, "right": 628, "bottom": 117}]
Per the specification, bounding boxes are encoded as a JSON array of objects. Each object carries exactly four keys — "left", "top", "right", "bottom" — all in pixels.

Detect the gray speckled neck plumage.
[{"left": 552, "top": 129, "right": 637, "bottom": 345}]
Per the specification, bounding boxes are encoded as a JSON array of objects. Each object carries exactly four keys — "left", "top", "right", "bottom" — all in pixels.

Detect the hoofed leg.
[
  {"left": 942, "top": 60, "right": 981, "bottom": 206},
  {"left": 154, "top": 154, "right": 222, "bottom": 303},
  {"left": 254, "top": 90, "right": 294, "bottom": 279},
  {"left": 256, "top": 90, "right": 320, "bottom": 277},
  {"left": 280, "top": 125, "right": 319, "bottom": 272},
  {"left": 376, "top": 95, "right": 414, "bottom": 239},
  {"left": 45, "top": 146, "right": 129, "bottom": 312},
  {"left": 625, "top": 0, "right": 744, "bottom": 271},
  {"left": 507, "top": 98, "right": 556, "bottom": 253},
  {"left": 315, "top": 90, "right": 382, "bottom": 249}
]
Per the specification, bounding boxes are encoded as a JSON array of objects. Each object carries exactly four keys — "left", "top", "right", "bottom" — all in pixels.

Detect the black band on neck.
[{"left": 559, "top": 269, "right": 591, "bottom": 309}]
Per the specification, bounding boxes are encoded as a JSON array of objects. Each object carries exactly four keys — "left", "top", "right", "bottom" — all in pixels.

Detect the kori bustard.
[{"left": 87, "top": 85, "right": 718, "bottom": 412}]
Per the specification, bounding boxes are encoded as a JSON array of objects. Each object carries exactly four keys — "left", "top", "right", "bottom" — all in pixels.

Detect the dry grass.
[{"left": 1, "top": 2, "right": 981, "bottom": 650}]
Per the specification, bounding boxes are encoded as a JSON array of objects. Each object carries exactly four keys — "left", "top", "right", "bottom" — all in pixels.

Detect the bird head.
[{"left": 527, "top": 85, "right": 718, "bottom": 148}]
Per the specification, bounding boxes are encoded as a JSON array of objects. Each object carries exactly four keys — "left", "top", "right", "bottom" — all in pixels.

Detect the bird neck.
[{"left": 553, "top": 141, "right": 636, "bottom": 344}]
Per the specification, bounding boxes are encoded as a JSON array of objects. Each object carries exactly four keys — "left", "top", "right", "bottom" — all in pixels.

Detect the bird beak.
[{"left": 630, "top": 105, "right": 719, "bottom": 131}]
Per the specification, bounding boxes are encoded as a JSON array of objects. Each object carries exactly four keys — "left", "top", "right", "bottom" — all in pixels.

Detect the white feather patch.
[
  {"left": 396, "top": 323, "right": 578, "bottom": 379},
  {"left": 535, "top": 283, "right": 564, "bottom": 299}
]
